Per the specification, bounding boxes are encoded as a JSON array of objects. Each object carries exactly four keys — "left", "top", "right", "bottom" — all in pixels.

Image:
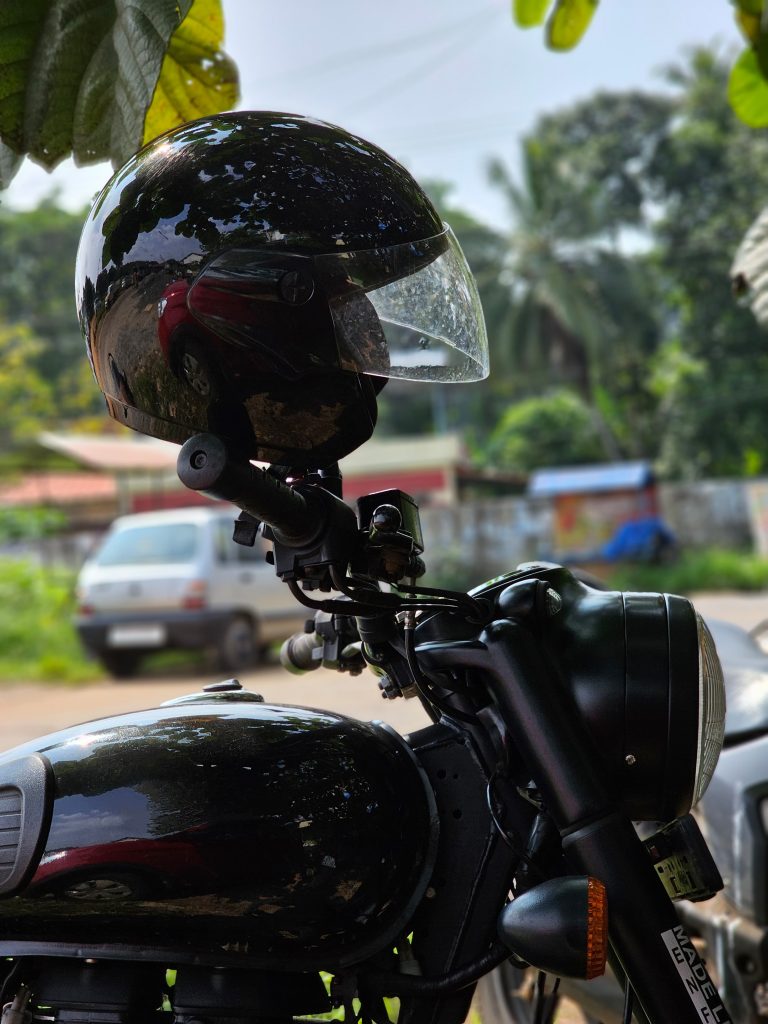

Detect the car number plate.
[{"left": 107, "top": 624, "right": 166, "bottom": 647}]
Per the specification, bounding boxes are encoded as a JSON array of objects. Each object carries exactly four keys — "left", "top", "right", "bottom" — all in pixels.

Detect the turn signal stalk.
[{"left": 497, "top": 876, "right": 608, "bottom": 980}]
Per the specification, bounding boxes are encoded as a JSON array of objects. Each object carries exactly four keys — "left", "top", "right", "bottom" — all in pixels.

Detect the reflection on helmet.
[{"left": 75, "top": 111, "right": 488, "bottom": 469}]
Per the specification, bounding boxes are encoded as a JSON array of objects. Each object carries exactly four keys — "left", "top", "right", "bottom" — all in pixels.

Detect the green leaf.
[
  {"left": 71, "top": 33, "right": 120, "bottom": 165},
  {"left": 735, "top": 9, "right": 761, "bottom": 44},
  {"left": 0, "top": 0, "right": 239, "bottom": 188},
  {"left": 92, "top": 0, "right": 196, "bottom": 167},
  {"left": 729, "top": 46, "right": 768, "bottom": 126},
  {"left": 0, "top": 0, "right": 189, "bottom": 170},
  {"left": 22, "top": 0, "right": 116, "bottom": 168},
  {"left": 512, "top": 0, "right": 553, "bottom": 29},
  {"left": 0, "top": 0, "right": 49, "bottom": 153},
  {"left": 143, "top": 0, "right": 239, "bottom": 147},
  {"left": 733, "top": 0, "right": 765, "bottom": 15},
  {"left": 0, "top": 140, "right": 21, "bottom": 190},
  {"left": 546, "top": 0, "right": 599, "bottom": 51}
]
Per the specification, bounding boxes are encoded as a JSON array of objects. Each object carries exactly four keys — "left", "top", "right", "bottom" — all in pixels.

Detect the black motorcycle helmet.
[{"left": 75, "top": 111, "right": 488, "bottom": 468}]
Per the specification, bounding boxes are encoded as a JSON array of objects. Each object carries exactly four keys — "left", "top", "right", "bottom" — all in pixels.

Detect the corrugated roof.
[
  {"left": 0, "top": 472, "right": 116, "bottom": 506},
  {"left": 528, "top": 461, "right": 654, "bottom": 497},
  {"left": 38, "top": 432, "right": 178, "bottom": 471},
  {"left": 39, "top": 432, "right": 465, "bottom": 477},
  {"left": 341, "top": 433, "right": 464, "bottom": 475}
]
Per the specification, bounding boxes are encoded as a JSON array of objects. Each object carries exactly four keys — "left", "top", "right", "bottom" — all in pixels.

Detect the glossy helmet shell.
[
  {"left": 75, "top": 111, "right": 445, "bottom": 468},
  {"left": 0, "top": 692, "right": 437, "bottom": 970}
]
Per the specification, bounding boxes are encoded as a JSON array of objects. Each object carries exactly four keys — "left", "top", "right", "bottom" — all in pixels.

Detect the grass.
[
  {"left": 604, "top": 547, "right": 768, "bottom": 595},
  {"left": 0, "top": 558, "right": 99, "bottom": 683}
]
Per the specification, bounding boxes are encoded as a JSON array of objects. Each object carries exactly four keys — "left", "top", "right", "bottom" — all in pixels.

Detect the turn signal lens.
[
  {"left": 498, "top": 875, "right": 608, "bottom": 980},
  {"left": 585, "top": 877, "right": 608, "bottom": 980}
]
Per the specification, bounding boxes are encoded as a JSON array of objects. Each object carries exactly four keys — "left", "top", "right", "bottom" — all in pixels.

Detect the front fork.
[{"left": 418, "top": 618, "right": 733, "bottom": 1024}]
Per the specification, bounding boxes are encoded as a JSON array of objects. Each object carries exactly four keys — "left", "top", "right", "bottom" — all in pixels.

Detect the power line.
[
  {"left": 340, "top": 13, "right": 497, "bottom": 118},
  {"left": 248, "top": 3, "right": 501, "bottom": 86},
  {"left": 386, "top": 116, "right": 523, "bottom": 153}
]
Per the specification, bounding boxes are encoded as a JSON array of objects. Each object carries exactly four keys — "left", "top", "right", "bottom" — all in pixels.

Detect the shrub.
[
  {"left": 484, "top": 390, "right": 604, "bottom": 472},
  {"left": 0, "top": 558, "right": 97, "bottom": 682},
  {"left": 606, "top": 548, "right": 768, "bottom": 595}
]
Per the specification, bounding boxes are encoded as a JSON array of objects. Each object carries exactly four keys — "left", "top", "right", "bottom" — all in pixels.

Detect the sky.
[{"left": 0, "top": 0, "right": 738, "bottom": 228}]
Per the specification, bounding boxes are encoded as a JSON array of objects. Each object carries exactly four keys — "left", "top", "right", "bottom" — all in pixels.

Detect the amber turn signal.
[
  {"left": 585, "top": 876, "right": 608, "bottom": 979},
  {"left": 497, "top": 876, "right": 608, "bottom": 981}
]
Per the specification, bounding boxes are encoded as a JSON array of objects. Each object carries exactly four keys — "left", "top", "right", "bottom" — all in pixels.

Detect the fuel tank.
[{"left": 0, "top": 687, "right": 437, "bottom": 970}]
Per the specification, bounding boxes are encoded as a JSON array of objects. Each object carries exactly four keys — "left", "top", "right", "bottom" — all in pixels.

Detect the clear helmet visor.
[
  {"left": 185, "top": 225, "right": 488, "bottom": 383},
  {"left": 321, "top": 226, "right": 489, "bottom": 382}
]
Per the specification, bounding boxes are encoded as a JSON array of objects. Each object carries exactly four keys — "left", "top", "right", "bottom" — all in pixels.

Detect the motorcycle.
[
  {"left": 38, "top": 107, "right": 734, "bottom": 1024},
  {"left": 0, "top": 431, "right": 733, "bottom": 1024},
  {"left": 475, "top": 607, "right": 768, "bottom": 1024}
]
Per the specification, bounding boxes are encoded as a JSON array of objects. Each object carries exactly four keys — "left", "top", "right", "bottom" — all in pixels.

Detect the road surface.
[
  {"left": 1, "top": 589, "right": 763, "bottom": 750},
  {"left": 0, "top": 660, "right": 433, "bottom": 751}
]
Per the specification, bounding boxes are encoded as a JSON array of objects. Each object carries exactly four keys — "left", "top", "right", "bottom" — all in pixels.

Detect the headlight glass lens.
[{"left": 694, "top": 614, "right": 726, "bottom": 804}]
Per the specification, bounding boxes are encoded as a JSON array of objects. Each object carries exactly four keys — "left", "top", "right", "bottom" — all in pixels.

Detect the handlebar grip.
[
  {"left": 280, "top": 631, "right": 324, "bottom": 674},
  {"left": 177, "top": 433, "right": 315, "bottom": 544}
]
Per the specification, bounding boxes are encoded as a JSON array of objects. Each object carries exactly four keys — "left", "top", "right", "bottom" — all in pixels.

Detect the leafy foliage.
[
  {"left": 484, "top": 140, "right": 662, "bottom": 460},
  {"left": 0, "top": 0, "right": 239, "bottom": 188},
  {"left": 484, "top": 390, "right": 604, "bottom": 472},
  {"left": 510, "top": 0, "right": 768, "bottom": 127},
  {"left": 0, "top": 200, "right": 104, "bottom": 456},
  {"left": 0, "top": 323, "right": 53, "bottom": 448},
  {"left": 511, "top": 49, "right": 768, "bottom": 478},
  {"left": 0, "top": 504, "right": 67, "bottom": 542},
  {"left": 511, "top": 0, "right": 599, "bottom": 50},
  {"left": 142, "top": 0, "right": 239, "bottom": 145},
  {"left": 0, "top": 558, "right": 97, "bottom": 682},
  {"left": 649, "top": 49, "right": 768, "bottom": 476},
  {"left": 0, "top": 200, "right": 84, "bottom": 376},
  {"left": 378, "top": 54, "right": 768, "bottom": 479}
]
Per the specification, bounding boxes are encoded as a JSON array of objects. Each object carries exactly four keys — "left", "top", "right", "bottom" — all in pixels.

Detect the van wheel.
[
  {"left": 217, "top": 616, "right": 257, "bottom": 671},
  {"left": 99, "top": 651, "right": 141, "bottom": 679}
]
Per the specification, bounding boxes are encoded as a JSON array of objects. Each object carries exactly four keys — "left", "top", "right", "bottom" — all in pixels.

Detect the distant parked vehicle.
[{"left": 75, "top": 505, "right": 306, "bottom": 678}]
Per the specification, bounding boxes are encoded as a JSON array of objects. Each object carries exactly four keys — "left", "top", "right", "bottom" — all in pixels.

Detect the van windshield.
[{"left": 95, "top": 523, "right": 201, "bottom": 566}]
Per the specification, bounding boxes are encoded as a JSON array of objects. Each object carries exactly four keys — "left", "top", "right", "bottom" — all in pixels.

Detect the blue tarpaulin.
[{"left": 600, "top": 517, "right": 676, "bottom": 562}]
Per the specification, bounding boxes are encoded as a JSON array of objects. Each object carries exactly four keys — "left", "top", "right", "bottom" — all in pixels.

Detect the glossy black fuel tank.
[{"left": 0, "top": 690, "right": 437, "bottom": 970}]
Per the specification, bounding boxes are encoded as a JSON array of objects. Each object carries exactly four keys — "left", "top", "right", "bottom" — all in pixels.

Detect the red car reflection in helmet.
[{"left": 157, "top": 280, "right": 224, "bottom": 400}]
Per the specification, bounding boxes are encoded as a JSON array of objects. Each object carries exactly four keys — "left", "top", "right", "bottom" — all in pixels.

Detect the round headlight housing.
[
  {"left": 693, "top": 613, "right": 726, "bottom": 805},
  {"left": 532, "top": 568, "right": 727, "bottom": 822}
]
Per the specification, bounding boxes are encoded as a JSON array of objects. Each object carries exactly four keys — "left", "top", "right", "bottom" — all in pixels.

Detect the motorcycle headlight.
[
  {"left": 538, "top": 569, "right": 726, "bottom": 822},
  {"left": 694, "top": 613, "right": 726, "bottom": 805}
]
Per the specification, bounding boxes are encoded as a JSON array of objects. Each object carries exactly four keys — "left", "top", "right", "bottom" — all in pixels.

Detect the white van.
[{"left": 75, "top": 505, "right": 307, "bottom": 678}]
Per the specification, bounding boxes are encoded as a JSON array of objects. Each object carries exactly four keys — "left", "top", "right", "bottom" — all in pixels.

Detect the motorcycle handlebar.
[
  {"left": 280, "top": 630, "right": 324, "bottom": 674},
  {"left": 177, "top": 433, "right": 316, "bottom": 545}
]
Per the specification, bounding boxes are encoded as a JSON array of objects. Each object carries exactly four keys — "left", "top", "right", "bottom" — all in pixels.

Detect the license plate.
[{"left": 107, "top": 624, "right": 166, "bottom": 647}]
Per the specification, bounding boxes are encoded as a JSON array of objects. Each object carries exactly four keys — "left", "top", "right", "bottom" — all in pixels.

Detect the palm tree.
[{"left": 488, "top": 142, "right": 660, "bottom": 459}]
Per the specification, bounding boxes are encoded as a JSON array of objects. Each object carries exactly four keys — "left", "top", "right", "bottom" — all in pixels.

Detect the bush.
[
  {"left": 484, "top": 390, "right": 604, "bottom": 472},
  {"left": 606, "top": 548, "right": 768, "bottom": 595},
  {"left": 0, "top": 505, "right": 67, "bottom": 542},
  {"left": 0, "top": 558, "right": 98, "bottom": 682}
]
